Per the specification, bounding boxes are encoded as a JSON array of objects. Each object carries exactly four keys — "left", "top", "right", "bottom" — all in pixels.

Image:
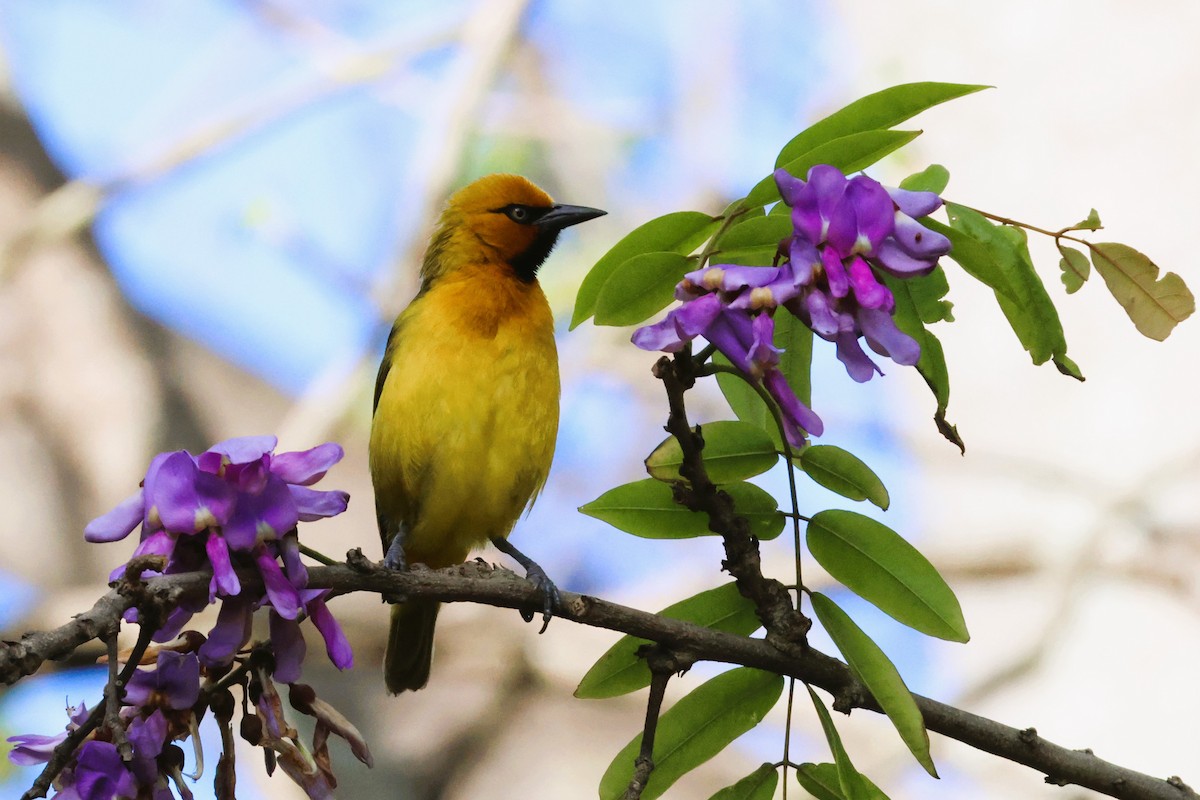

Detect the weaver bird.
[{"left": 370, "top": 173, "right": 605, "bottom": 693}]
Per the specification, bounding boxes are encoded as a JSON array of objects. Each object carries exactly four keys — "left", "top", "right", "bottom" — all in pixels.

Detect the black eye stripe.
[{"left": 492, "top": 204, "right": 550, "bottom": 225}]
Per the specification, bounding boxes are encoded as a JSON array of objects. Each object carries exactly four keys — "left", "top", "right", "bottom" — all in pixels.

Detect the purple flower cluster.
[
  {"left": 10, "top": 652, "right": 202, "bottom": 799},
  {"left": 633, "top": 164, "right": 951, "bottom": 444},
  {"left": 9, "top": 436, "right": 368, "bottom": 799},
  {"left": 84, "top": 436, "right": 353, "bottom": 679}
]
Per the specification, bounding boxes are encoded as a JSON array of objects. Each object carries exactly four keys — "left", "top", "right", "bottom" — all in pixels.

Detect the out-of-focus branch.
[{"left": 3, "top": 555, "right": 1194, "bottom": 800}]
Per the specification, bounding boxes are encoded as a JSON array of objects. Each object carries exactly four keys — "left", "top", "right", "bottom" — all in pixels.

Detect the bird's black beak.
[{"left": 535, "top": 204, "right": 606, "bottom": 231}]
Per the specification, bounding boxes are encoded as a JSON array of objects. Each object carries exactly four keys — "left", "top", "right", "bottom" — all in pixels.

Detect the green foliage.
[
  {"left": 796, "top": 763, "right": 889, "bottom": 800},
  {"left": 1070, "top": 208, "right": 1103, "bottom": 231},
  {"left": 713, "top": 215, "right": 793, "bottom": 265},
  {"left": 593, "top": 251, "right": 694, "bottom": 326},
  {"left": 806, "top": 510, "right": 968, "bottom": 642},
  {"left": 599, "top": 668, "right": 784, "bottom": 800},
  {"left": 1057, "top": 244, "right": 1090, "bottom": 294},
  {"left": 579, "top": 478, "right": 785, "bottom": 540},
  {"left": 945, "top": 203, "right": 1081, "bottom": 380},
  {"left": 881, "top": 273, "right": 963, "bottom": 452},
  {"left": 774, "top": 82, "right": 990, "bottom": 168},
  {"left": 645, "top": 420, "right": 779, "bottom": 484},
  {"left": 904, "top": 266, "right": 955, "bottom": 324},
  {"left": 899, "top": 163, "right": 950, "bottom": 194},
  {"left": 798, "top": 446, "right": 890, "bottom": 510},
  {"left": 746, "top": 130, "right": 921, "bottom": 208},
  {"left": 1088, "top": 242, "right": 1195, "bottom": 341},
  {"left": 805, "top": 687, "right": 884, "bottom": 800},
  {"left": 576, "top": 583, "right": 760, "bottom": 699},
  {"left": 809, "top": 593, "right": 937, "bottom": 777},
  {"left": 706, "top": 763, "right": 779, "bottom": 800},
  {"left": 572, "top": 211, "right": 719, "bottom": 328}
]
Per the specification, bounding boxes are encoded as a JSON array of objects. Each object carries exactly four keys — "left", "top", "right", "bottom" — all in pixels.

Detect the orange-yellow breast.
[{"left": 368, "top": 262, "right": 559, "bottom": 568}]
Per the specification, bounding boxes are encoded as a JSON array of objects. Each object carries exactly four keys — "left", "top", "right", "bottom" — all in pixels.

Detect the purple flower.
[
  {"left": 633, "top": 294, "right": 823, "bottom": 444},
  {"left": 125, "top": 651, "right": 201, "bottom": 711},
  {"left": 770, "top": 164, "right": 950, "bottom": 382},
  {"left": 7, "top": 701, "right": 89, "bottom": 766},
  {"left": 270, "top": 590, "right": 355, "bottom": 684},
  {"left": 66, "top": 740, "right": 138, "bottom": 800}
]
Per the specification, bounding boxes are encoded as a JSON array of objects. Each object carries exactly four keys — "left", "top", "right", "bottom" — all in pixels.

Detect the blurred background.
[{"left": 0, "top": 1, "right": 1197, "bottom": 798}]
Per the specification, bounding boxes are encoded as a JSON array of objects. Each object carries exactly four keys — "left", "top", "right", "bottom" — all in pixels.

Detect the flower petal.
[
  {"left": 308, "top": 596, "right": 353, "bottom": 671},
  {"left": 84, "top": 490, "right": 145, "bottom": 543},
  {"left": 821, "top": 246, "right": 850, "bottom": 298},
  {"left": 748, "top": 312, "right": 781, "bottom": 373},
  {"left": 7, "top": 732, "right": 67, "bottom": 765},
  {"left": 198, "top": 596, "right": 254, "bottom": 667},
  {"left": 207, "top": 435, "right": 278, "bottom": 465},
  {"left": 225, "top": 475, "right": 299, "bottom": 548},
  {"left": 858, "top": 307, "right": 921, "bottom": 366},
  {"left": 156, "top": 651, "right": 200, "bottom": 710},
  {"left": 269, "top": 611, "right": 306, "bottom": 684},
  {"left": 146, "top": 452, "right": 237, "bottom": 534},
  {"left": 890, "top": 211, "right": 952, "bottom": 259},
  {"left": 871, "top": 238, "right": 939, "bottom": 277},
  {"left": 279, "top": 532, "right": 309, "bottom": 587},
  {"left": 835, "top": 332, "right": 883, "bottom": 383},
  {"left": 631, "top": 315, "right": 688, "bottom": 352},
  {"left": 270, "top": 443, "right": 344, "bottom": 486},
  {"left": 290, "top": 486, "right": 350, "bottom": 523},
  {"left": 205, "top": 533, "right": 241, "bottom": 599},
  {"left": 773, "top": 167, "right": 805, "bottom": 206},
  {"left": 257, "top": 547, "right": 303, "bottom": 620},
  {"left": 127, "top": 710, "right": 168, "bottom": 784},
  {"left": 74, "top": 740, "right": 137, "bottom": 800},
  {"left": 886, "top": 186, "right": 942, "bottom": 218},
  {"left": 788, "top": 237, "right": 821, "bottom": 286},
  {"left": 763, "top": 368, "right": 824, "bottom": 441},
  {"left": 847, "top": 256, "right": 893, "bottom": 311}
]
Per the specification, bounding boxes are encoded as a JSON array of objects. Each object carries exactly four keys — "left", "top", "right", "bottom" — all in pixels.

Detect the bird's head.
[{"left": 426, "top": 174, "right": 606, "bottom": 285}]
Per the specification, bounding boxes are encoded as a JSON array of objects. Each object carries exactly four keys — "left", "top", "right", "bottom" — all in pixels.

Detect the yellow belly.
[{"left": 369, "top": 268, "right": 559, "bottom": 569}]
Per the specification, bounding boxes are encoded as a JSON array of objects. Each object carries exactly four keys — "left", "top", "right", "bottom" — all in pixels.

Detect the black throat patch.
[{"left": 509, "top": 228, "right": 562, "bottom": 283}]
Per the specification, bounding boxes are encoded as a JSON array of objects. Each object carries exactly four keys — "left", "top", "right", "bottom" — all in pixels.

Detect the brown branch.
[
  {"left": 652, "top": 353, "right": 811, "bottom": 654},
  {"left": 2, "top": 558, "right": 1194, "bottom": 800},
  {"left": 621, "top": 647, "right": 691, "bottom": 800}
]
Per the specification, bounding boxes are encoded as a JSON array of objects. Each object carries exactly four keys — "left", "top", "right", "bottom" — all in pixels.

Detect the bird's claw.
[
  {"left": 520, "top": 564, "right": 560, "bottom": 634},
  {"left": 383, "top": 534, "right": 408, "bottom": 572}
]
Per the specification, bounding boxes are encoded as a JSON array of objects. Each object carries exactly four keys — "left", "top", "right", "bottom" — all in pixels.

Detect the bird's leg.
[
  {"left": 490, "top": 537, "right": 560, "bottom": 633},
  {"left": 383, "top": 522, "right": 410, "bottom": 571}
]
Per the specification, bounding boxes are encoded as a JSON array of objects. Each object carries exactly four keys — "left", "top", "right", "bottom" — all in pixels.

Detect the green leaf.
[
  {"left": 810, "top": 593, "right": 937, "bottom": 777},
  {"left": 576, "top": 583, "right": 760, "bottom": 699},
  {"left": 805, "top": 687, "right": 877, "bottom": 800},
  {"left": 1057, "top": 244, "right": 1090, "bottom": 294},
  {"left": 717, "top": 214, "right": 794, "bottom": 255},
  {"left": 572, "top": 211, "right": 718, "bottom": 328},
  {"left": 945, "top": 204, "right": 1079, "bottom": 377},
  {"left": 775, "top": 312, "right": 814, "bottom": 408},
  {"left": 798, "top": 446, "right": 889, "bottom": 510},
  {"left": 881, "top": 274, "right": 963, "bottom": 452},
  {"left": 796, "top": 763, "right": 889, "bottom": 800},
  {"left": 707, "top": 764, "right": 779, "bottom": 800},
  {"left": 921, "top": 218, "right": 1018, "bottom": 302},
  {"left": 902, "top": 266, "right": 953, "bottom": 325},
  {"left": 1089, "top": 242, "right": 1195, "bottom": 341},
  {"left": 599, "top": 668, "right": 784, "bottom": 800},
  {"left": 898, "top": 164, "right": 949, "bottom": 195},
  {"left": 579, "top": 478, "right": 785, "bottom": 541},
  {"left": 807, "top": 510, "right": 968, "bottom": 642},
  {"left": 1070, "top": 208, "right": 1102, "bottom": 231},
  {"left": 746, "top": 129, "right": 922, "bottom": 208},
  {"left": 775, "top": 82, "right": 990, "bottom": 168},
  {"left": 646, "top": 420, "right": 779, "bottom": 484},
  {"left": 593, "top": 251, "right": 693, "bottom": 327}
]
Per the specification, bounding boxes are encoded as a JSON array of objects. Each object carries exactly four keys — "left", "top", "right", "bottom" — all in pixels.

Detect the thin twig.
[{"left": 621, "top": 651, "right": 676, "bottom": 800}]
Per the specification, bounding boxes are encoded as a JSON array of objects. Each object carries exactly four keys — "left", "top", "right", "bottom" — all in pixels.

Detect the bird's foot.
[
  {"left": 383, "top": 533, "right": 408, "bottom": 572},
  {"left": 520, "top": 564, "right": 561, "bottom": 634},
  {"left": 491, "top": 536, "right": 559, "bottom": 633}
]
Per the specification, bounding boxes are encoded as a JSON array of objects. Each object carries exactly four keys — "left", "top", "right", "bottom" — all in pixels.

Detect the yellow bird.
[{"left": 369, "top": 173, "right": 605, "bottom": 693}]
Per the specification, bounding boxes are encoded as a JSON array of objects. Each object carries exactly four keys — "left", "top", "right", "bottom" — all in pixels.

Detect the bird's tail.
[{"left": 384, "top": 598, "right": 440, "bottom": 693}]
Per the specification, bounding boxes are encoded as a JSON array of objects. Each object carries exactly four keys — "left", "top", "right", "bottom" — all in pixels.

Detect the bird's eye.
[{"left": 505, "top": 205, "right": 531, "bottom": 223}]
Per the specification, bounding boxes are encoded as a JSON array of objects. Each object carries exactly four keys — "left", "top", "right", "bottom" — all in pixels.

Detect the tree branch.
[{"left": 1, "top": 558, "right": 1193, "bottom": 800}]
